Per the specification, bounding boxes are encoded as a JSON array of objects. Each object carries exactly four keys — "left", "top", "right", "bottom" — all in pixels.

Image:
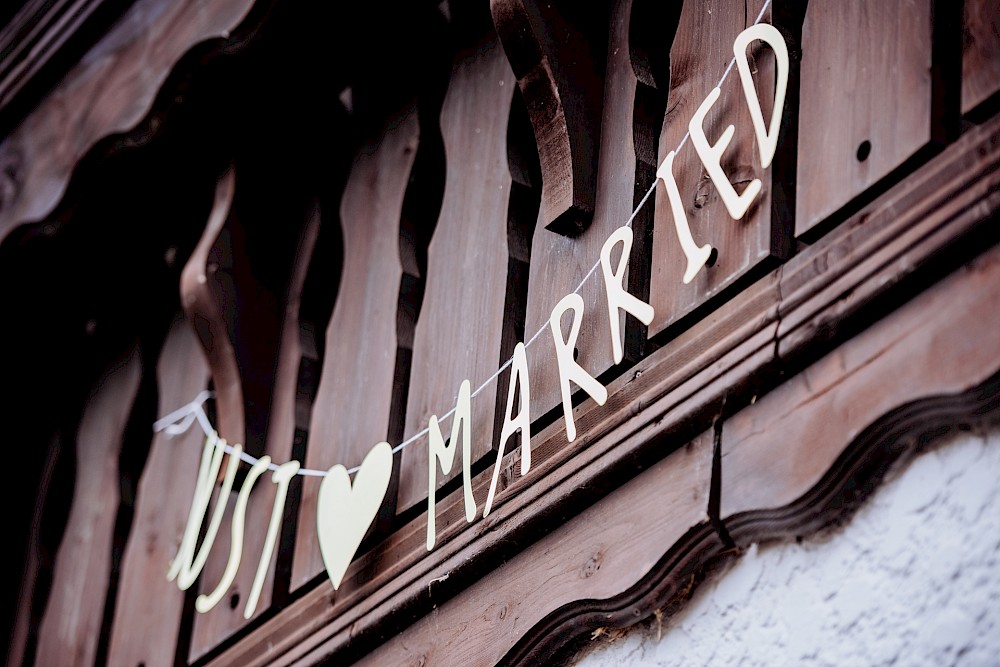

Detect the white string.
[{"left": 153, "top": 0, "right": 772, "bottom": 477}]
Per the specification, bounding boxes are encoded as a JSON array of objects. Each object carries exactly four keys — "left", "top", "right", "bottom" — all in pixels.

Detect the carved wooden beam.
[{"left": 490, "top": 0, "right": 610, "bottom": 236}]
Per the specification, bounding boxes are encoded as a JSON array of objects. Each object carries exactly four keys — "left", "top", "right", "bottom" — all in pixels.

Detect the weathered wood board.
[
  {"left": 35, "top": 348, "right": 142, "bottom": 667},
  {"left": 397, "top": 33, "right": 516, "bottom": 512},
  {"left": 107, "top": 319, "right": 210, "bottom": 667},
  {"left": 795, "top": 0, "right": 932, "bottom": 236},
  {"left": 291, "top": 109, "right": 418, "bottom": 591},
  {"left": 648, "top": 0, "right": 780, "bottom": 337}
]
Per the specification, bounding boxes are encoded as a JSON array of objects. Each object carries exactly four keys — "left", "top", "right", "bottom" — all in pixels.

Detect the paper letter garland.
[{"left": 163, "top": 8, "right": 789, "bottom": 602}]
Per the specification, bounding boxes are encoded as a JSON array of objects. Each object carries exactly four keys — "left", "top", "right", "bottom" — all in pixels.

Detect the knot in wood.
[{"left": 580, "top": 551, "right": 603, "bottom": 578}]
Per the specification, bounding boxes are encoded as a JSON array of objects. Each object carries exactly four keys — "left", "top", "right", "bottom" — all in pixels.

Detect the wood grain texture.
[
  {"left": 291, "top": 109, "right": 418, "bottom": 591},
  {"left": 962, "top": 0, "right": 1000, "bottom": 115},
  {"left": 796, "top": 0, "right": 932, "bottom": 236},
  {"left": 520, "top": 0, "right": 647, "bottom": 425},
  {"left": 0, "top": 0, "right": 257, "bottom": 243},
  {"left": 647, "top": 0, "right": 780, "bottom": 337},
  {"left": 35, "top": 348, "right": 142, "bottom": 667},
  {"left": 396, "top": 34, "right": 515, "bottom": 512},
  {"left": 721, "top": 240, "right": 1000, "bottom": 527},
  {"left": 106, "top": 319, "right": 210, "bottom": 667},
  {"left": 202, "top": 112, "right": 1000, "bottom": 667},
  {"left": 354, "top": 431, "right": 714, "bottom": 667},
  {"left": 490, "top": 0, "right": 609, "bottom": 235}
]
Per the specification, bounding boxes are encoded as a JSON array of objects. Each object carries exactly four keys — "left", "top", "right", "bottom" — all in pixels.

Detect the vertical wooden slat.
[
  {"left": 396, "top": 31, "right": 516, "bottom": 512},
  {"left": 795, "top": 0, "right": 932, "bottom": 236},
  {"left": 647, "top": 0, "right": 783, "bottom": 337},
  {"left": 35, "top": 348, "right": 142, "bottom": 667},
  {"left": 291, "top": 110, "right": 418, "bottom": 591},
  {"left": 962, "top": 0, "right": 1000, "bottom": 115},
  {"left": 188, "top": 204, "right": 320, "bottom": 660},
  {"left": 106, "top": 319, "right": 210, "bottom": 667},
  {"left": 518, "top": 0, "right": 641, "bottom": 425}
]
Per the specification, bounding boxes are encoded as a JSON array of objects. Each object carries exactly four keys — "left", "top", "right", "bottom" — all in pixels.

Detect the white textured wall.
[{"left": 575, "top": 430, "right": 1000, "bottom": 667}]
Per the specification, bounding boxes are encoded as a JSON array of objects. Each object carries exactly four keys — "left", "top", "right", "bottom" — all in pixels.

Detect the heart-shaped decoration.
[{"left": 316, "top": 440, "right": 393, "bottom": 590}]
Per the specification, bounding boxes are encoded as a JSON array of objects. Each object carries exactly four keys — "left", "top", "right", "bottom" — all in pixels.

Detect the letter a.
[
  {"left": 484, "top": 342, "right": 531, "bottom": 517},
  {"left": 550, "top": 293, "right": 607, "bottom": 442}
]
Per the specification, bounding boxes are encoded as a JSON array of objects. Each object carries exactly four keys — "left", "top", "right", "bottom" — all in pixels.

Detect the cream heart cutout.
[{"left": 316, "top": 441, "right": 393, "bottom": 590}]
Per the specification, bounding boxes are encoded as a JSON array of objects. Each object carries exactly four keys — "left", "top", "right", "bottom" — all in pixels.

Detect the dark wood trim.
[{"left": 201, "top": 106, "right": 1000, "bottom": 667}]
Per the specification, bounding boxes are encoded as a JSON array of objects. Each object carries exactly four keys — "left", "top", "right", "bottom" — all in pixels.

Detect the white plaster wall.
[{"left": 575, "top": 430, "right": 1000, "bottom": 667}]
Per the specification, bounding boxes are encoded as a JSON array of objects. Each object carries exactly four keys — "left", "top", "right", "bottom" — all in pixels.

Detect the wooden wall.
[{"left": 2, "top": 0, "right": 998, "bottom": 665}]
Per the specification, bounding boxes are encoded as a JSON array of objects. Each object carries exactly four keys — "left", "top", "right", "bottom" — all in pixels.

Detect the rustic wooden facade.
[{"left": 2, "top": 0, "right": 998, "bottom": 665}]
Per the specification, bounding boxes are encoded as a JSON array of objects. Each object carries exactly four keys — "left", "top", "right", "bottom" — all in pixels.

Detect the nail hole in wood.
[{"left": 856, "top": 140, "right": 871, "bottom": 162}]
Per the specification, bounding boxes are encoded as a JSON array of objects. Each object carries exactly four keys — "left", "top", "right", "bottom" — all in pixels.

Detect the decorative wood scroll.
[
  {"left": 106, "top": 319, "right": 209, "bottom": 667},
  {"left": 396, "top": 30, "right": 516, "bottom": 512},
  {"left": 962, "top": 0, "right": 1000, "bottom": 115},
  {"left": 35, "top": 349, "right": 141, "bottom": 667},
  {"left": 292, "top": 108, "right": 420, "bottom": 591},
  {"left": 795, "top": 0, "right": 932, "bottom": 237},
  {"left": 202, "top": 109, "right": 1000, "bottom": 667},
  {"left": 0, "top": 0, "right": 258, "bottom": 244},
  {"left": 648, "top": 0, "right": 792, "bottom": 337},
  {"left": 490, "top": 0, "right": 610, "bottom": 235}
]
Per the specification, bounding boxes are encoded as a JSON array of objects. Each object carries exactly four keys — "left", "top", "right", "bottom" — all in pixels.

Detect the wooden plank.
[
  {"left": 291, "top": 109, "right": 418, "bottom": 591},
  {"left": 519, "top": 0, "right": 648, "bottom": 424},
  {"left": 203, "top": 113, "right": 1000, "bottom": 667},
  {"left": 962, "top": 0, "right": 1000, "bottom": 115},
  {"left": 35, "top": 348, "right": 142, "bottom": 667},
  {"left": 351, "top": 430, "right": 714, "bottom": 667},
  {"left": 188, "top": 198, "right": 320, "bottom": 660},
  {"left": 107, "top": 318, "right": 210, "bottom": 667},
  {"left": 795, "top": 0, "right": 932, "bottom": 236},
  {"left": 0, "top": 0, "right": 257, "bottom": 243},
  {"left": 721, "top": 241, "right": 1000, "bottom": 527},
  {"left": 648, "top": 0, "right": 786, "bottom": 337},
  {"left": 396, "top": 31, "right": 516, "bottom": 511}
]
